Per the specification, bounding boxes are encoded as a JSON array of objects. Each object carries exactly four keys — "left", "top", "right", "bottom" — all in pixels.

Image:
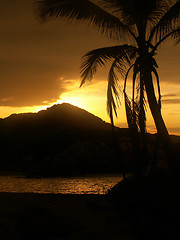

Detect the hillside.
[
  {"left": 0, "top": 103, "right": 179, "bottom": 177},
  {"left": 0, "top": 103, "right": 113, "bottom": 140},
  {"left": 0, "top": 103, "right": 124, "bottom": 176},
  {"left": 1, "top": 103, "right": 111, "bottom": 132}
]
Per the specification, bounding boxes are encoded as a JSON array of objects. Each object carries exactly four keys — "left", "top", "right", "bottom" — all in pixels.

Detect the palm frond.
[
  {"left": 146, "top": 0, "right": 170, "bottom": 31},
  {"left": 171, "top": 27, "right": 180, "bottom": 44},
  {"left": 152, "top": 57, "right": 159, "bottom": 68},
  {"left": 124, "top": 56, "right": 147, "bottom": 134},
  {"left": 107, "top": 58, "right": 125, "bottom": 125},
  {"left": 137, "top": 78, "right": 147, "bottom": 134},
  {"left": 132, "top": 58, "right": 140, "bottom": 109},
  {"left": 35, "top": 0, "right": 133, "bottom": 40},
  {"left": 138, "top": 101, "right": 146, "bottom": 133},
  {"left": 152, "top": 66, "right": 161, "bottom": 109},
  {"left": 123, "top": 58, "right": 140, "bottom": 129},
  {"left": 123, "top": 64, "right": 134, "bottom": 91},
  {"left": 132, "top": 58, "right": 144, "bottom": 132},
  {"left": 80, "top": 45, "right": 136, "bottom": 86},
  {"left": 132, "top": 68, "right": 137, "bottom": 122},
  {"left": 152, "top": 27, "right": 180, "bottom": 53},
  {"left": 124, "top": 92, "right": 133, "bottom": 128},
  {"left": 124, "top": 92, "right": 138, "bottom": 131},
  {"left": 148, "top": 0, "right": 180, "bottom": 44},
  {"left": 101, "top": 0, "right": 168, "bottom": 28}
]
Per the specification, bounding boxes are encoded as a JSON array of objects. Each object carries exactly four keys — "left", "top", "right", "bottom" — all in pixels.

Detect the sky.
[{"left": 0, "top": 0, "right": 180, "bottom": 135}]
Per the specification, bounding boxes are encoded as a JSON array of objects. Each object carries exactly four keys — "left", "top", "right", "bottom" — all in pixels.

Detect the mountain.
[
  {"left": 1, "top": 103, "right": 179, "bottom": 177},
  {"left": 0, "top": 103, "right": 123, "bottom": 176},
  {"left": 0, "top": 103, "right": 112, "bottom": 133}
]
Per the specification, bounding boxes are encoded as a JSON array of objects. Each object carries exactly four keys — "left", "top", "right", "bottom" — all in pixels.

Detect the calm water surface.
[{"left": 0, "top": 174, "right": 123, "bottom": 194}]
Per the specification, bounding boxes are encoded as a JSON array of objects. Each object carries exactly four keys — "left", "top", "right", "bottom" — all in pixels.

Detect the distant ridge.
[
  {"left": 1, "top": 103, "right": 111, "bottom": 131},
  {"left": 0, "top": 103, "right": 118, "bottom": 175}
]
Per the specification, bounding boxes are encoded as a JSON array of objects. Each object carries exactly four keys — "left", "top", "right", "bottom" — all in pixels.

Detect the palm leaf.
[
  {"left": 171, "top": 27, "right": 180, "bottom": 44},
  {"left": 124, "top": 92, "right": 133, "bottom": 129},
  {"left": 80, "top": 44, "right": 136, "bottom": 86},
  {"left": 123, "top": 58, "right": 140, "bottom": 129},
  {"left": 146, "top": 0, "right": 170, "bottom": 30},
  {"left": 123, "top": 64, "right": 134, "bottom": 91},
  {"left": 124, "top": 92, "right": 138, "bottom": 131},
  {"left": 35, "top": 0, "right": 132, "bottom": 40},
  {"left": 138, "top": 105, "right": 146, "bottom": 133},
  {"left": 107, "top": 58, "right": 124, "bottom": 125},
  {"left": 137, "top": 79, "right": 147, "bottom": 133},
  {"left": 124, "top": 57, "right": 146, "bottom": 133},
  {"left": 101, "top": 0, "right": 167, "bottom": 27},
  {"left": 152, "top": 27, "right": 180, "bottom": 53},
  {"left": 152, "top": 66, "right": 161, "bottom": 108},
  {"left": 132, "top": 58, "right": 140, "bottom": 115},
  {"left": 148, "top": 0, "right": 180, "bottom": 43}
]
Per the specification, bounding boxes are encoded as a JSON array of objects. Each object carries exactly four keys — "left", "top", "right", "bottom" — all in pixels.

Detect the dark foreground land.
[{"left": 1, "top": 175, "right": 180, "bottom": 240}]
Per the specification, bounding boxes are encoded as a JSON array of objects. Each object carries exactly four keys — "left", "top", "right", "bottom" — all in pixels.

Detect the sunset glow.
[
  {"left": 1, "top": 79, "right": 179, "bottom": 135},
  {"left": 0, "top": 0, "right": 179, "bottom": 135},
  {"left": 1, "top": 2, "right": 180, "bottom": 238}
]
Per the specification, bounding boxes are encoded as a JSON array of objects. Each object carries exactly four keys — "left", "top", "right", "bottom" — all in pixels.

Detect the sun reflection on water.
[{"left": 0, "top": 174, "right": 123, "bottom": 194}]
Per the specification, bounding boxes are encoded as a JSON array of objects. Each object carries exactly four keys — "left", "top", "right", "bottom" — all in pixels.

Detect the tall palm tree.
[{"left": 35, "top": 0, "right": 180, "bottom": 169}]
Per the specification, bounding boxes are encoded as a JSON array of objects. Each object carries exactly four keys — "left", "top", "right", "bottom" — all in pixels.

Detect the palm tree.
[{"left": 35, "top": 0, "right": 180, "bottom": 171}]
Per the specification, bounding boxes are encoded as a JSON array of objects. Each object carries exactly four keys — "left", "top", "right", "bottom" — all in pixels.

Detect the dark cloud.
[
  {"left": 0, "top": 0, "right": 116, "bottom": 107},
  {"left": 166, "top": 127, "right": 180, "bottom": 135},
  {"left": 163, "top": 93, "right": 178, "bottom": 97},
  {"left": 0, "top": 58, "right": 68, "bottom": 106},
  {"left": 162, "top": 99, "right": 180, "bottom": 104},
  {"left": 156, "top": 44, "right": 180, "bottom": 84},
  {"left": 161, "top": 93, "right": 180, "bottom": 104},
  {"left": 0, "top": 0, "right": 179, "bottom": 108}
]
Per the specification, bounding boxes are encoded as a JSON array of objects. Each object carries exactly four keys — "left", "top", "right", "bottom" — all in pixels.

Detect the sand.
[
  {"left": 0, "top": 190, "right": 179, "bottom": 240},
  {"left": 0, "top": 193, "right": 129, "bottom": 240}
]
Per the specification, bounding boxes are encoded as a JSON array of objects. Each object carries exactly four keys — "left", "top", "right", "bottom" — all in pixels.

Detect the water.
[{"left": 0, "top": 174, "right": 123, "bottom": 194}]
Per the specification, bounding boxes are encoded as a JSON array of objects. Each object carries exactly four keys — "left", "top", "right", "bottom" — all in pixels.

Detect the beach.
[
  {"left": 0, "top": 193, "right": 129, "bottom": 240},
  {"left": 0, "top": 188, "right": 179, "bottom": 240}
]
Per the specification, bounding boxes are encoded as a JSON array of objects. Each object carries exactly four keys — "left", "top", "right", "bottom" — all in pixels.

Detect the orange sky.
[{"left": 0, "top": 0, "right": 180, "bottom": 135}]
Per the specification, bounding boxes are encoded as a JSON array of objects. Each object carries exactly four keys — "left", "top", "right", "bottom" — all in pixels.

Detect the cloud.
[
  {"left": 161, "top": 92, "right": 180, "bottom": 105},
  {"left": 162, "top": 99, "right": 180, "bottom": 104},
  {"left": 156, "top": 44, "right": 180, "bottom": 84},
  {"left": 167, "top": 127, "right": 180, "bottom": 135},
  {"left": 0, "top": 0, "right": 115, "bottom": 107},
  {"left": 0, "top": 58, "right": 70, "bottom": 107},
  {"left": 0, "top": 0, "right": 179, "bottom": 109},
  {"left": 162, "top": 93, "right": 178, "bottom": 97}
]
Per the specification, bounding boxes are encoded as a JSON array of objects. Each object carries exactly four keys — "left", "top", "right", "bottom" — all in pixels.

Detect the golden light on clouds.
[
  {"left": 57, "top": 80, "right": 109, "bottom": 120},
  {"left": 0, "top": 1, "right": 179, "bottom": 135},
  {"left": 1, "top": 78, "right": 179, "bottom": 135}
]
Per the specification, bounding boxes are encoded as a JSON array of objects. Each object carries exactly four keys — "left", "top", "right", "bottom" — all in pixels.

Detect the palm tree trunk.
[{"left": 142, "top": 67, "right": 174, "bottom": 166}]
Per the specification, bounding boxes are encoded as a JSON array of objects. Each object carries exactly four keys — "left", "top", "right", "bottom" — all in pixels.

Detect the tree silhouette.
[{"left": 35, "top": 0, "right": 180, "bottom": 171}]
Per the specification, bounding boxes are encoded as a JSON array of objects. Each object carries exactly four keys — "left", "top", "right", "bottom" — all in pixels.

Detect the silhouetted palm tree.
[{"left": 35, "top": 0, "right": 180, "bottom": 169}]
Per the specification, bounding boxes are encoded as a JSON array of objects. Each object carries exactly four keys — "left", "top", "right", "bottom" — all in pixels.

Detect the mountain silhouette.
[
  {"left": 0, "top": 103, "right": 121, "bottom": 176},
  {"left": 0, "top": 103, "right": 111, "bottom": 133},
  {"left": 0, "top": 103, "right": 179, "bottom": 177}
]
